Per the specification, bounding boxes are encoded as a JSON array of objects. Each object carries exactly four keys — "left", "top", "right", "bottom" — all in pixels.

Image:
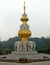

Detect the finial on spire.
[{"left": 24, "top": 2, "right": 26, "bottom": 14}]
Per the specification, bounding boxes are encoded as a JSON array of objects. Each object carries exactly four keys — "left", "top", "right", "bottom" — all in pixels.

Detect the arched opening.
[{"left": 19, "top": 58, "right": 28, "bottom": 62}]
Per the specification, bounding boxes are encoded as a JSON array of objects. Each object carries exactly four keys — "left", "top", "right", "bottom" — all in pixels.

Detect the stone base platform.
[
  {"left": 0, "top": 52, "right": 50, "bottom": 63},
  {"left": 6, "top": 52, "right": 49, "bottom": 60}
]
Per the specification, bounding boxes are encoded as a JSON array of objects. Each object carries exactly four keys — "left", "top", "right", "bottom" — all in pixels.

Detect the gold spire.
[
  {"left": 24, "top": 2, "right": 26, "bottom": 14},
  {"left": 20, "top": 2, "right": 29, "bottom": 24},
  {"left": 18, "top": 2, "right": 31, "bottom": 41}
]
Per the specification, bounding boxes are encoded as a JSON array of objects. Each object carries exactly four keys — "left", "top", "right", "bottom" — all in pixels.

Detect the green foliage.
[{"left": 36, "top": 48, "right": 47, "bottom": 53}]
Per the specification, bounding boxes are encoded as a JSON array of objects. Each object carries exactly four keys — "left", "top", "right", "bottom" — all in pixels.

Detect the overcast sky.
[{"left": 0, "top": 0, "right": 50, "bottom": 41}]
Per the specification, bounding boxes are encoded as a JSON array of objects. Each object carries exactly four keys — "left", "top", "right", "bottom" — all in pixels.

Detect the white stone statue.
[
  {"left": 14, "top": 41, "right": 36, "bottom": 52},
  {"left": 26, "top": 41, "right": 36, "bottom": 52},
  {"left": 14, "top": 41, "right": 23, "bottom": 52},
  {"left": 20, "top": 24, "right": 29, "bottom": 30}
]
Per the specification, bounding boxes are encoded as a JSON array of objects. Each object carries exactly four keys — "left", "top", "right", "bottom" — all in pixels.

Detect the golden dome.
[
  {"left": 21, "top": 14, "right": 29, "bottom": 22},
  {"left": 18, "top": 30, "right": 31, "bottom": 41},
  {"left": 18, "top": 30, "right": 31, "bottom": 38}
]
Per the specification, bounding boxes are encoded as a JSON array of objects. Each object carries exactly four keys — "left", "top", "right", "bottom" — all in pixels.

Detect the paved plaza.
[{"left": 0, "top": 61, "right": 50, "bottom": 65}]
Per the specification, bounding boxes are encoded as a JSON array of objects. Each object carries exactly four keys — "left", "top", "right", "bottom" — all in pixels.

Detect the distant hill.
[
  {"left": 0, "top": 36, "right": 50, "bottom": 50},
  {"left": 28, "top": 37, "right": 47, "bottom": 49}
]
